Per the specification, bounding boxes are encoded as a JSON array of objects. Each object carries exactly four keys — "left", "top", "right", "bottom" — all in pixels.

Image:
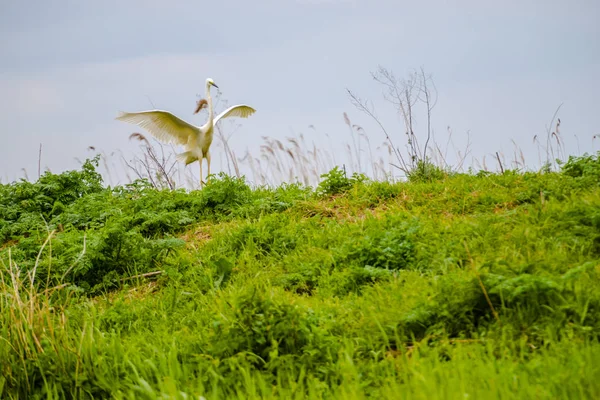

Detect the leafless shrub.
[
  {"left": 121, "top": 133, "right": 179, "bottom": 190},
  {"left": 346, "top": 65, "right": 439, "bottom": 178}
]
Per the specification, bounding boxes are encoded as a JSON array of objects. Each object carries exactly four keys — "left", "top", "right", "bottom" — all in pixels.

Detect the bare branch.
[{"left": 346, "top": 88, "right": 409, "bottom": 173}]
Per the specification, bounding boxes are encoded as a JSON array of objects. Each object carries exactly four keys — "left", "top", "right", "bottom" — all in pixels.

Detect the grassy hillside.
[{"left": 2, "top": 154, "right": 600, "bottom": 399}]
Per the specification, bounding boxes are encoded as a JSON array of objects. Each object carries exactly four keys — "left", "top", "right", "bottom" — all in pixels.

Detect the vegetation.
[{"left": 2, "top": 151, "right": 600, "bottom": 399}]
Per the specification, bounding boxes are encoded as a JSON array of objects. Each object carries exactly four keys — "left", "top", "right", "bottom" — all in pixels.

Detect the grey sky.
[{"left": 1, "top": 0, "right": 599, "bottom": 185}]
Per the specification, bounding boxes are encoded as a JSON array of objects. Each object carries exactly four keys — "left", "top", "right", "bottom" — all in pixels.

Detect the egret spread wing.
[
  {"left": 213, "top": 104, "right": 256, "bottom": 125},
  {"left": 115, "top": 110, "right": 198, "bottom": 145}
]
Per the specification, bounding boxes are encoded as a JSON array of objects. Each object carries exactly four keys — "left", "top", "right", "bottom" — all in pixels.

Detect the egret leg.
[
  {"left": 206, "top": 152, "right": 211, "bottom": 185},
  {"left": 198, "top": 155, "right": 204, "bottom": 189}
]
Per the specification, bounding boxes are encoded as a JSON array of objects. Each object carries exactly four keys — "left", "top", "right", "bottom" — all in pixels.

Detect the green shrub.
[
  {"left": 560, "top": 151, "right": 600, "bottom": 181},
  {"left": 336, "top": 218, "right": 418, "bottom": 271},
  {"left": 208, "top": 286, "right": 337, "bottom": 371},
  {"left": 316, "top": 166, "right": 368, "bottom": 197},
  {"left": 407, "top": 160, "right": 448, "bottom": 183}
]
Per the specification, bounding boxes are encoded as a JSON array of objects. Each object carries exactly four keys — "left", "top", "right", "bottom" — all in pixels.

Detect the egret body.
[{"left": 116, "top": 78, "right": 256, "bottom": 187}]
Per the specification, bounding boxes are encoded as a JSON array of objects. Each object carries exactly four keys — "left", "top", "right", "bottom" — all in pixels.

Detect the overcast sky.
[{"left": 1, "top": 0, "right": 598, "bottom": 186}]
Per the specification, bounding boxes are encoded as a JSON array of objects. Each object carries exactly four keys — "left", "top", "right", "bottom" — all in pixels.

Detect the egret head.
[{"left": 206, "top": 78, "right": 219, "bottom": 89}]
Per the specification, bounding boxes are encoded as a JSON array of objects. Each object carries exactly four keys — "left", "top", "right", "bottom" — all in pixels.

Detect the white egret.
[{"left": 115, "top": 78, "right": 256, "bottom": 188}]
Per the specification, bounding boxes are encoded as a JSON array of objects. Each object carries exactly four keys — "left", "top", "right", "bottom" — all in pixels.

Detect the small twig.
[
  {"left": 145, "top": 95, "right": 157, "bottom": 109},
  {"left": 120, "top": 270, "right": 163, "bottom": 282},
  {"left": 464, "top": 242, "right": 501, "bottom": 324},
  {"left": 346, "top": 89, "right": 408, "bottom": 172},
  {"left": 38, "top": 143, "right": 42, "bottom": 180},
  {"left": 43, "top": 283, "right": 69, "bottom": 293},
  {"left": 495, "top": 152, "right": 504, "bottom": 174}
]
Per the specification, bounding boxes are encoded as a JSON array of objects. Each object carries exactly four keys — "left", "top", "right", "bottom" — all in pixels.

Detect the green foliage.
[
  {"left": 199, "top": 172, "right": 253, "bottom": 215},
  {"left": 406, "top": 159, "right": 449, "bottom": 182},
  {"left": 559, "top": 151, "right": 600, "bottom": 188},
  {"left": 0, "top": 165, "right": 310, "bottom": 293},
  {"left": 2, "top": 159, "right": 600, "bottom": 398},
  {"left": 0, "top": 156, "right": 104, "bottom": 242},
  {"left": 208, "top": 286, "right": 336, "bottom": 371},
  {"left": 316, "top": 166, "right": 368, "bottom": 197},
  {"left": 336, "top": 217, "right": 417, "bottom": 271}
]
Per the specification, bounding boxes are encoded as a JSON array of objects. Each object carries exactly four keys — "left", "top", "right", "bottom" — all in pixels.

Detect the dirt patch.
[
  {"left": 0, "top": 239, "right": 19, "bottom": 251},
  {"left": 180, "top": 225, "right": 212, "bottom": 245}
]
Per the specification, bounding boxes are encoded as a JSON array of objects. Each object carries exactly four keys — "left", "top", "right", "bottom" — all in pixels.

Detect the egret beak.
[{"left": 211, "top": 82, "right": 219, "bottom": 89}]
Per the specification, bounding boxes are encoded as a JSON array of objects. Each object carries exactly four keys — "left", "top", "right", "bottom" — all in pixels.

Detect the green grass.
[{"left": 1, "top": 154, "right": 600, "bottom": 399}]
